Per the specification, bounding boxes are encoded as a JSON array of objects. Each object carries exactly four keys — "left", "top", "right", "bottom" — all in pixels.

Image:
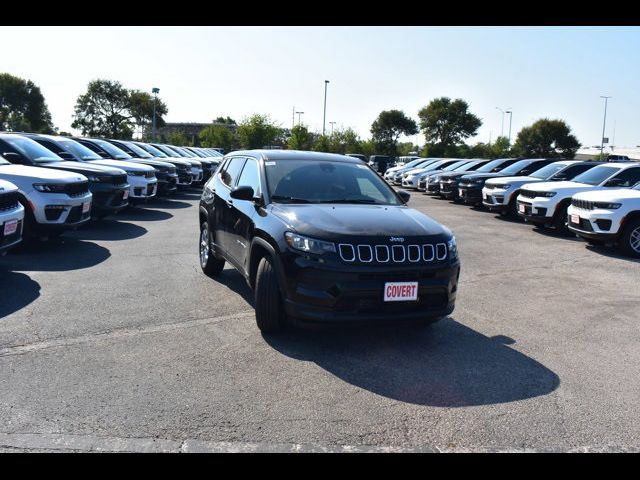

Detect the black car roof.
[{"left": 226, "top": 150, "right": 362, "bottom": 164}]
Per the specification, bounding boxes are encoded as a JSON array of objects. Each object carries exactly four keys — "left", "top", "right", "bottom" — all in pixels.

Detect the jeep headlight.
[
  {"left": 447, "top": 236, "right": 458, "bottom": 260},
  {"left": 285, "top": 232, "right": 336, "bottom": 255},
  {"left": 541, "top": 192, "right": 557, "bottom": 197},
  {"left": 595, "top": 202, "right": 621, "bottom": 209}
]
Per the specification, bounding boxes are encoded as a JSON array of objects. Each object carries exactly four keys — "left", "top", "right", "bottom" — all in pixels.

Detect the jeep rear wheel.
[
  {"left": 553, "top": 203, "right": 572, "bottom": 236},
  {"left": 199, "top": 221, "right": 225, "bottom": 276},
  {"left": 619, "top": 219, "right": 640, "bottom": 258},
  {"left": 254, "top": 256, "right": 285, "bottom": 333}
]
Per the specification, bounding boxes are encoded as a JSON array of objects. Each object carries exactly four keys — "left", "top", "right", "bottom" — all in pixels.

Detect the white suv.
[
  {"left": 517, "top": 162, "right": 640, "bottom": 235},
  {"left": 483, "top": 161, "right": 600, "bottom": 217},
  {"left": 0, "top": 157, "right": 92, "bottom": 239},
  {"left": 0, "top": 179, "right": 25, "bottom": 254},
  {"left": 567, "top": 183, "right": 640, "bottom": 257}
]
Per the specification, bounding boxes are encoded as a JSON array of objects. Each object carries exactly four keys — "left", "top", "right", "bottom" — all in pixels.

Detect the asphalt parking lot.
[{"left": 1, "top": 188, "right": 639, "bottom": 452}]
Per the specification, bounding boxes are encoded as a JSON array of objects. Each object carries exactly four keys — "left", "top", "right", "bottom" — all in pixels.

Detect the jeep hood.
[
  {"left": 486, "top": 175, "right": 539, "bottom": 185},
  {"left": 86, "top": 160, "right": 153, "bottom": 173},
  {"left": 43, "top": 161, "right": 125, "bottom": 176},
  {"left": 523, "top": 181, "right": 589, "bottom": 192},
  {"left": 0, "top": 164, "right": 87, "bottom": 182},
  {"left": 270, "top": 204, "right": 451, "bottom": 239},
  {"left": 572, "top": 188, "right": 640, "bottom": 203}
]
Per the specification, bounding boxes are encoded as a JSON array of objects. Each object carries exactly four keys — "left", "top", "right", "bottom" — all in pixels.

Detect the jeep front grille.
[
  {"left": 338, "top": 242, "right": 448, "bottom": 264},
  {"left": 571, "top": 198, "right": 595, "bottom": 210}
]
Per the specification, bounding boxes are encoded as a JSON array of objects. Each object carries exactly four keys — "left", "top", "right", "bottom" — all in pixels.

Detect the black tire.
[
  {"left": 553, "top": 203, "right": 572, "bottom": 236},
  {"left": 254, "top": 256, "right": 285, "bottom": 333},
  {"left": 199, "top": 221, "right": 225, "bottom": 277},
  {"left": 618, "top": 219, "right": 640, "bottom": 258}
]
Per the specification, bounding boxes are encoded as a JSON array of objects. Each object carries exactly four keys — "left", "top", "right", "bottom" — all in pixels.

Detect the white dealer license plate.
[
  {"left": 3, "top": 220, "right": 18, "bottom": 236},
  {"left": 518, "top": 204, "right": 525, "bottom": 213},
  {"left": 459, "top": 188, "right": 463, "bottom": 196},
  {"left": 123, "top": 190, "right": 129, "bottom": 200},
  {"left": 384, "top": 282, "right": 418, "bottom": 302},
  {"left": 82, "top": 202, "right": 91, "bottom": 213},
  {"left": 571, "top": 214, "right": 580, "bottom": 225}
]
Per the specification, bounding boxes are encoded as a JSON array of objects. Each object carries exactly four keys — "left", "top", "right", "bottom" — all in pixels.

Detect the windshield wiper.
[{"left": 271, "top": 195, "right": 311, "bottom": 204}]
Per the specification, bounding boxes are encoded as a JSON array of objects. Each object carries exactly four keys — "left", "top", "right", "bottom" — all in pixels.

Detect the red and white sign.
[
  {"left": 571, "top": 214, "right": 580, "bottom": 225},
  {"left": 384, "top": 282, "right": 418, "bottom": 302},
  {"left": 3, "top": 220, "right": 18, "bottom": 236}
]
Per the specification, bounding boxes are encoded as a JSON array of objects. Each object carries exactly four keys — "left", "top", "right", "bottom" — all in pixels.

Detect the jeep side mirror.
[
  {"left": 230, "top": 185, "right": 255, "bottom": 201},
  {"left": 606, "top": 178, "right": 626, "bottom": 187},
  {"left": 2, "top": 152, "right": 24, "bottom": 164},
  {"left": 397, "top": 190, "right": 411, "bottom": 203}
]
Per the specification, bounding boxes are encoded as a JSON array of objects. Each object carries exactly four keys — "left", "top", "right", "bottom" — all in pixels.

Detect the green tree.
[
  {"left": 312, "top": 134, "right": 331, "bottom": 153},
  {"left": 370, "top": 109, "right": 418, "bottom": 156},
  {"left": 470, "top": 136, "right": 512, "bottom": 159},
  {"left": 512, "top": 119, "right": 580, "bottom": 159},
  {"left": 327, "top": 127, "right": 362, "bottom": 154},
  {"left": 72, "top": 80, "right": 133, "bottom": 138},
  {"left": 199, "top": 124, "right": 236, "bottom": 151},
  {"left": 129, "top": 90, "right": 168, "bottom": 138},
  {"left": 214, "top": 116, "right": 236, "bottom": 125},
  {"left": 288, "top": 124, "right": 314, "bottom": 150},
  {"left": 0, "top": 73, "right": 55, "bottom": 133},
  {"left": 166, "top": 131, "right": 190, "bottom": 146},
  {"left": 397, "top": 142, "right": 419, "bottom": 156},
  {"left": 417, "top": 97, "right": 482, "bottom": 151},
  {"left": 236, "top": 114, "right": 282, "bottom": 149},
  {"left": 359, "top": 139, "right": 377, "bottom": 157}
]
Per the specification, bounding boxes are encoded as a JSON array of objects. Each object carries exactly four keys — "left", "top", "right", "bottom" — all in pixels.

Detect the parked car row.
[
  {"left": 384, "top": 157, "right": 640, "bottom": 258},
  {"left": 0, "top": 132, "right": 223, "bottom": 255}
]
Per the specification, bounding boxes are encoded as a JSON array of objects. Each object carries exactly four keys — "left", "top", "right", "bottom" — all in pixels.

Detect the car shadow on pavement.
[
  {"left": 263, "top": 318, "right": 560, "bottom": 407},
  {"left": 114, "top": 207, "right": 173, "bottom": 222},
  {"left": 66, "top": 219, "right": 148, "bottom": 241},
  {"left": 171, "top": 191, "right": 202, "bottom": 201},
  {"left": 584, "top": 244, "right": 640, "bottom": 264},
  {"left": 6, "top": 238, "right": 111, "bottom": 272},
  {"left": 210, "top": 267, "right": 255, "bottom": 306},
  {"left": 147, "top": 198, "right": 193, "bottom": 210},
  {"left": 530, "top": 226, "right": 582, "bottom": 242},
  {"left": 0, "top": 270, "right": 41, "bottom": 320}
]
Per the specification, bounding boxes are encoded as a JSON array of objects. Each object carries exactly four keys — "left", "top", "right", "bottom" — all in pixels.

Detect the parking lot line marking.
[
  {"left": 0, "top": 432, "right": 638, "bottom": 453},
  {"left": 0, "top": 311, "right": 254, "bottom": 358}
]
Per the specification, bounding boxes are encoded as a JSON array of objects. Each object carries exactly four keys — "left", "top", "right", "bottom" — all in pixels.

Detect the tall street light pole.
[
  {"left": 506, "top": 110, "right": 513, "bottom": 145},
  {"left": 152, "top": 87, "right": 160, "bottom": 142},
  {"left": 292, "top": 106, "right": 295, "bottom": 130},
  {"left": 600, "top": 96, "right": 612, "bottom": 158},
  {"left": 323, "top": 80, "right": 330, "bottom": 136},
  {"left": 329, "top": 121, "right": 336, "bottom": 134},
  {"left": 295, "top": 111, "right": 304, "bottom": 125},
  {"left": 495, "top": 107, "right": 505, "bottom": 137}
]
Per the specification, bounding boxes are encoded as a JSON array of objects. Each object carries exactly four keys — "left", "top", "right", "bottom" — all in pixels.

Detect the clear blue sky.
[{"left": 3, "top": 26, "right": 639, "bottom": 148}]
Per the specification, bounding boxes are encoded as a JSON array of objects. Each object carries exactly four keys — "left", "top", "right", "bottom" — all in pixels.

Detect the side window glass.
[
  {"left": 220, "top": 157, "right": 247, "bottom": 187},
  {"left": 613, "top": 168, "right": 640, "bottom": 187},
  {"left": 236, "top": 158, "right": 261, "bottom": 195}
]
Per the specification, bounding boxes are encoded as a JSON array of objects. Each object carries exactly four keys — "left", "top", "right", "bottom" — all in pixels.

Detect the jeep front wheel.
[
  {"left": 200, "top": 221, "right": 225, "bottom": 276},
  {"left": 254, "top": 256, "right": 285, "bottom": 333},
  {"left": 619, "top": 219, "right": 640, "bottom": 258}
]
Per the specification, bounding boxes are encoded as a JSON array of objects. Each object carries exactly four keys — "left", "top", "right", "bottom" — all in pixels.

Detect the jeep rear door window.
[
  {"left": 610, "top": 167, "right": 640, "bottom": 187},
  {"left": 475, "top": 159, "right": 516, "bottom": 173},
  {"left": 529, "top": 163, "right": 566, "bottom": 179},
  {"left": 220, "top": 157, "right": 247, "bottom": 188},
  {"left": 266, "top": 159, "right": 401, "bottom": 205},
  {"left": 58, "top": 139, "right": 103, "bottom": 160}
]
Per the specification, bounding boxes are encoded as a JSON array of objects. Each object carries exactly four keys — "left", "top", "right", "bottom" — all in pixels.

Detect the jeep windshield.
[
  {"left": 572, "top": 166, "right": 622, "bottom": 186},
  {"left": 57, "top": 138, "right": 103, "bottom": 161},
  {"left": 475, "top": 158, "right": 511, "bottom": 173},
  {"left": 2, "top": 135, "right": 62, "bottom": 163},
  {"left": 529, "top": 163, "right": 567, "bottom": 179},
  {"left": 90, "top": 139, "right": 133, "bottom": 160},
  {"left": 266, "top": 159, "right": 402, "bottom": 205}
]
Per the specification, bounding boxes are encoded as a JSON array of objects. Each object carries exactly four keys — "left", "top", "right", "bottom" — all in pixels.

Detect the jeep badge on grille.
[{"left": 390, "top": 237, "right": 405, "bottom": 242}]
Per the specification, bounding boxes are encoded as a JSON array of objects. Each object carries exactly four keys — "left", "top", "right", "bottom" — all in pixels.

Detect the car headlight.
[
  {"left": 493, "top": 184, "right": 511, "bottom": 189},
  {"left": 541, "top": 192, "right": 557, "bottom": 198},
  {"left": 447, "top": 236, "right": 458, "bottom": 260},
  {"left": 595, "top": 202, "right": 621, "bottom": 209},
  {"left": 33, "top": 183, "right": 66, "bottom": 193},
  {"left": 285, "top": 232, "right": 336, "bottom": 255}
]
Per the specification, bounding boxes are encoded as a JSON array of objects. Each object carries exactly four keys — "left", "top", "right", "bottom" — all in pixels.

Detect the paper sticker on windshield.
[{"left": 265, "top": 161, "right": 276, "bottom": 166}]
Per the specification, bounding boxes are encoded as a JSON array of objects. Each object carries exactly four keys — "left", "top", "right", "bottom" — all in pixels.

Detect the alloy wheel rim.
[
  {"left": 630, "top": 226, "right": 640, "bottom": 253},
  {"left": 200, "top": 227, "right": 209, "bottom": 266}
]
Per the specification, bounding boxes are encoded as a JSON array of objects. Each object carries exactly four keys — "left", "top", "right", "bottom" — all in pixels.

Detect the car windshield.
[
  {"left": 419, "top": 161, "right": 449, "bottom": 172},
  {"left": 162, "top": 146, "right": 188, "bottom": 157},
  {"left": 57, "top": 138, "right": 103, "bottom": 160},
  {"left": 0, "top": 158, "right": 9, "bottom": 165},
  {"left": 634, "top": 183, "right": 640, "bottom": 190},
  {"left": 572, "top": 166, "right": 622, "bottom": 186},
  {"left": 443, "top": 160, "right": 470, "bottom": 171},
  {"left": 138, "top": 143, "right": 168, "bottom": 157},
  {"left": 122, "top": 142, "right": 153, "bottom": 158},
  {"left": 456, "top": 160, "right": 483, "bottom": 171},
  {"left": 401, "top": 158, "right": 425, "bottom": 169},
  {"left": 90, "top": 139, "right": 132, "bottom": 160},
  {"left": 498, "top": 159, "right": 538, "bottom": 176},
  {"left": 2, "top": 136, "right": 62, "bottom": 163},
  {"left": 529, "top": 163, "right": 567, "bottom": 179},
  {"left": 476, "top": 158, "right": 510, "bottom": 173},
  {"left": 266, "top": 159, "right": 402, "bottom": 205}
]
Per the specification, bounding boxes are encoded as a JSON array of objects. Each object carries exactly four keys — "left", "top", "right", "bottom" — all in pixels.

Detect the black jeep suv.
[{"left": 199, "top": 150, "right": 460, "bottom": 332}]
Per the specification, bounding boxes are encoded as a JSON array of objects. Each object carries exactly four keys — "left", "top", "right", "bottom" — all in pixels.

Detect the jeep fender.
[{"left": 248, "top": 236, "right": 288, "bottom": 292}]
